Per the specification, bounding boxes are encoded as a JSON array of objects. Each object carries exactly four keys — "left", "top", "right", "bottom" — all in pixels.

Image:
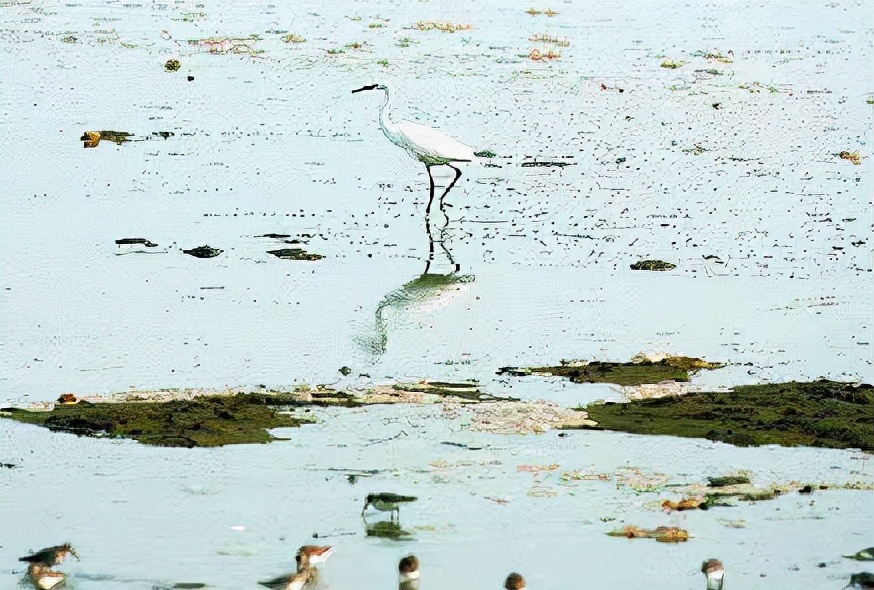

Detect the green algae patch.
[
  {"left": 392, "top": 380, "right": 500, "bottom": 401},
  {"left": 583, "top": 380, "right": 874, "bottom": 450},
  {"left": 498, "top": 355, "right": 724, "bottom": 386},
  {"left": 630, "top": 259, "right": 676, "bottom": 271},
  {"left": 1, "top": 394, "right": 305, "bottom": 447},
  {"left": 267, "top": 248, "right": 325, "bottom": 261}
]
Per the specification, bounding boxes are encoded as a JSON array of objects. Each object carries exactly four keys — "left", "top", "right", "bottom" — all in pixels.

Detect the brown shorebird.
[
  {"left": 398, "top": 554, "right": 420, "bottom": 590},
  {"left": 845, "top": 572, "right": 874, "bottom": 589},
  {"left": 505, "top": 572, "right": 526, "bottom": 590},
  {"left": 18, "top": 544, "right": 78, "bottom": 590},
  {"left": 295, "top": 545, "right": 333, "bottom": 569},
  {"left": 701, "top": 558, "right": 725, "bottom": 590},
  {"left": 282, "top": 567, "right": 312, "bottom": 590}
]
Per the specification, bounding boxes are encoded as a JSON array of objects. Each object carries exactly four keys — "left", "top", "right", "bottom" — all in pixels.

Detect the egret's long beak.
[
  {"left": 361, "top": 500, "right": 370, "bottom": 515},
  {"left": 352, "top": 84, "right": 378, "bottom": 93},
  {"left": 69, "top": 548, "right": 80, "bottom": 561}
]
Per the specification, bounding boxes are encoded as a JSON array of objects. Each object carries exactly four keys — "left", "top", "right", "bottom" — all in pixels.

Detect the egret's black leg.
[
  {"left": 435, "top": 164, "right": 463, "bottom": 272},
  {"left": 424, "top": 165, "right": 437, "bottom": 274}
]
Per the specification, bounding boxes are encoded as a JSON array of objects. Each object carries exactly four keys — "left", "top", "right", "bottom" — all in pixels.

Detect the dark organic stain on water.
[
  {"left": 0, "top": 394, "right": 307, "bottom": 447},
  {"left": 520, "top": 160, "right": 574, "bottom": 168},
  {"left": 498, "top": 356, "right": 723, "bottom": 386},
  {"left": 583, "top": 380, "right": 874, "bottom": 450},
  {"left": 183, "top": 245, "right": 223, "bottom": 258},
  {"left": 115, "top": 237, "right": 158, "bottom": 247},
  {"left": 630, "top": 259, "right": 677, "bottom": 271},
  {"left": 267, "top": 248, "right": 325, "bottom": 261}
]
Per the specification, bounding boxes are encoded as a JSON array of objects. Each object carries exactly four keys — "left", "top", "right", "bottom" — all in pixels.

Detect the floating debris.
[
  {"left": 116, "top": 238, "right": 158, "bottom": 247},
  {"left": 164, "top": 58, "right": 181, "bottom": 72},
  {"left": 281, "top": 33, "right": 306, "bottom": 43},
  {"left": 661, "top": 497, "right": 703, "bottom": 512},
  {"left": 267, "top": 248, "right": 324, "bottom": 261},
  {"left": 412, "top": 20, "right": 472, "bottom": 32},
  {"left": 692, "top": 49, "right": 733, "bottom": 63},
  {"left": 56, "top": 393, "right": 78, "bottom": 405},
  {"left": 498, "top": 355, "right": 724, "bottom": 386},
  {"left": 474, "top": 149, "right": 496, "bottom": 158},
  {"left": 152, "top": 131, "right": 174, "bottom": 139},
  {"left": 584, "top": 380, "right": 873, "bottom": 450},
  {"left": 839, "top": 150, "right": 862, "bottom": 165},
  {"left": 844, "top": 548, "right": 874, "bottom": 561},
  {"left": 708, "top": 474, "right": 751, "bottom": 487},
  {"left": 183, "top": 245, "right": 223, "bottom": 258},
  {"left": 258, "top": 233, "right": 291, "bottom": 239},
  {"left": 525, "top": 8, "right": 558, "bottom": 16},
  {"left": 738, "top": 82, "right": 784, "bottom": 93},
  {"left": 188, "top": 35, "right": 262, "bottom": 55},
  {"left": 527, "top": 48, "right": 561, "bottom": 61},
  {"left": 607, "top": 525, "right": 689, "bottom": 543},
  {"left": 660, "top": 60, "right": 684, "bottom": 69},
  {"left": 80, "top": 130, "right": 133, "bottom": 148},
  {"left": 338, "top": 366, "right": 352, "bottom": 376},
  {"left": 682, "top": 143, "right": 708, "bottom": 155},
  {"left": 529, "top": 34, "right": 569, "bottom": 46},
  {"left": 520, "top": 160, "right": 573, "bottom": 168},
  {"left": 630, "top": 260, "right": 676, "bottom": 271},
  {"left": 115, "top": 237, "right": 164, "bottom": 255}
]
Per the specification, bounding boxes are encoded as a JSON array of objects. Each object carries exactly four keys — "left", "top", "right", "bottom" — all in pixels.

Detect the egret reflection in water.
[{"left": 355, "top": 177, "right": 474, "bottom": 356}]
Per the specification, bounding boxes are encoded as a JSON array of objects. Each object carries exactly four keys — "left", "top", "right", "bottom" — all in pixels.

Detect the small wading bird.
[
  {"left": 296, "top": 545, "right": 333, "bottom": 569},
  {"left": 361, "top": 492, "right": 418, "bottom": 520},
  {"left": 505, "top": 572, "right": 526, "bottom": 590},
  {"left": 846, "top": 572, "right": 874, "bottom": 589},
  {"left": 701, "top": 558, "right": 725, "bottom": 590},
  {"left": 260, "top": 544, "right": 332, "bottom": 590},
  {"left": 18, "top": 543, "right": 78, "bottom": 590},
  {"left": 398, "top": 554, "right": 420, "bottom": 590}
]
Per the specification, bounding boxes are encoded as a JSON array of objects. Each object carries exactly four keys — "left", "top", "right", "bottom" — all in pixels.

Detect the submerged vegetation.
[{"left": 584, "top": 380, "right": 873, "bottom": 450}]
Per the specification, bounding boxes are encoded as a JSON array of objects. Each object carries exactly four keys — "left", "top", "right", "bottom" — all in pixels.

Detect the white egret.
[
  {"left": 352, "top": 83, "right": 477, "bottom": 191},
  {"left": 352, "top": 83, "right": 481, "bottom": 272}
]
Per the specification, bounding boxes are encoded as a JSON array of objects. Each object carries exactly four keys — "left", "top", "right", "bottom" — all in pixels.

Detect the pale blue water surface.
[{"left": 1, "top": 0, "right": 872, "bottom": 588}]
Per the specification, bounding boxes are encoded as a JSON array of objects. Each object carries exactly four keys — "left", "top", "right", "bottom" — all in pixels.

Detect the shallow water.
[{"left": 1, "top": 0, "right": 872, "bottom": 588}]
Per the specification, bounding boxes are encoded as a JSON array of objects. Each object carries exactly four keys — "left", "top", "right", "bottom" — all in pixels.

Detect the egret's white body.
[{"left": 354, "top": 83, "right": 476, "bottom": 166}]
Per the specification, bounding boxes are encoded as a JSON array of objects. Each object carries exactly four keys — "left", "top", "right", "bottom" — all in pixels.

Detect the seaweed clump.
[
  {"left": 584, "top": 380, "right": 873, "bottom": 450},
  {"left": 1, "top": 394, "right": 305, "bottom": 447}
]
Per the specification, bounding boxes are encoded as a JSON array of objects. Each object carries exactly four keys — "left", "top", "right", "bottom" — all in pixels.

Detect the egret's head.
[{"left": 352, "top": 84, "right": 387, "bottom": 93}]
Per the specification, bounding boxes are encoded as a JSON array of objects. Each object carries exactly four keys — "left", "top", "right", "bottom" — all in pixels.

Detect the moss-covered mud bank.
[
  {"left": 583, "top": 380, "right": 873, "bottom": 450},
  {"left": 1, "top": 394, "right": 307, "bottom": 447},
  {"left": 498, "top": 355, "right": 724, "bottom": 386}
]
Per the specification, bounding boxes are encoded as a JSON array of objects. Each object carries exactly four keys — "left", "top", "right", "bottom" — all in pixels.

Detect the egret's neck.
[{"left": 378, "top": 87, "right": 400, "bottom": 138}]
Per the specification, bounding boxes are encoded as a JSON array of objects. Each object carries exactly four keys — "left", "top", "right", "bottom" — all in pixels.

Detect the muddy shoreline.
[{"left": 3, "top": 378, "right": 870, "bottom": 450}]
